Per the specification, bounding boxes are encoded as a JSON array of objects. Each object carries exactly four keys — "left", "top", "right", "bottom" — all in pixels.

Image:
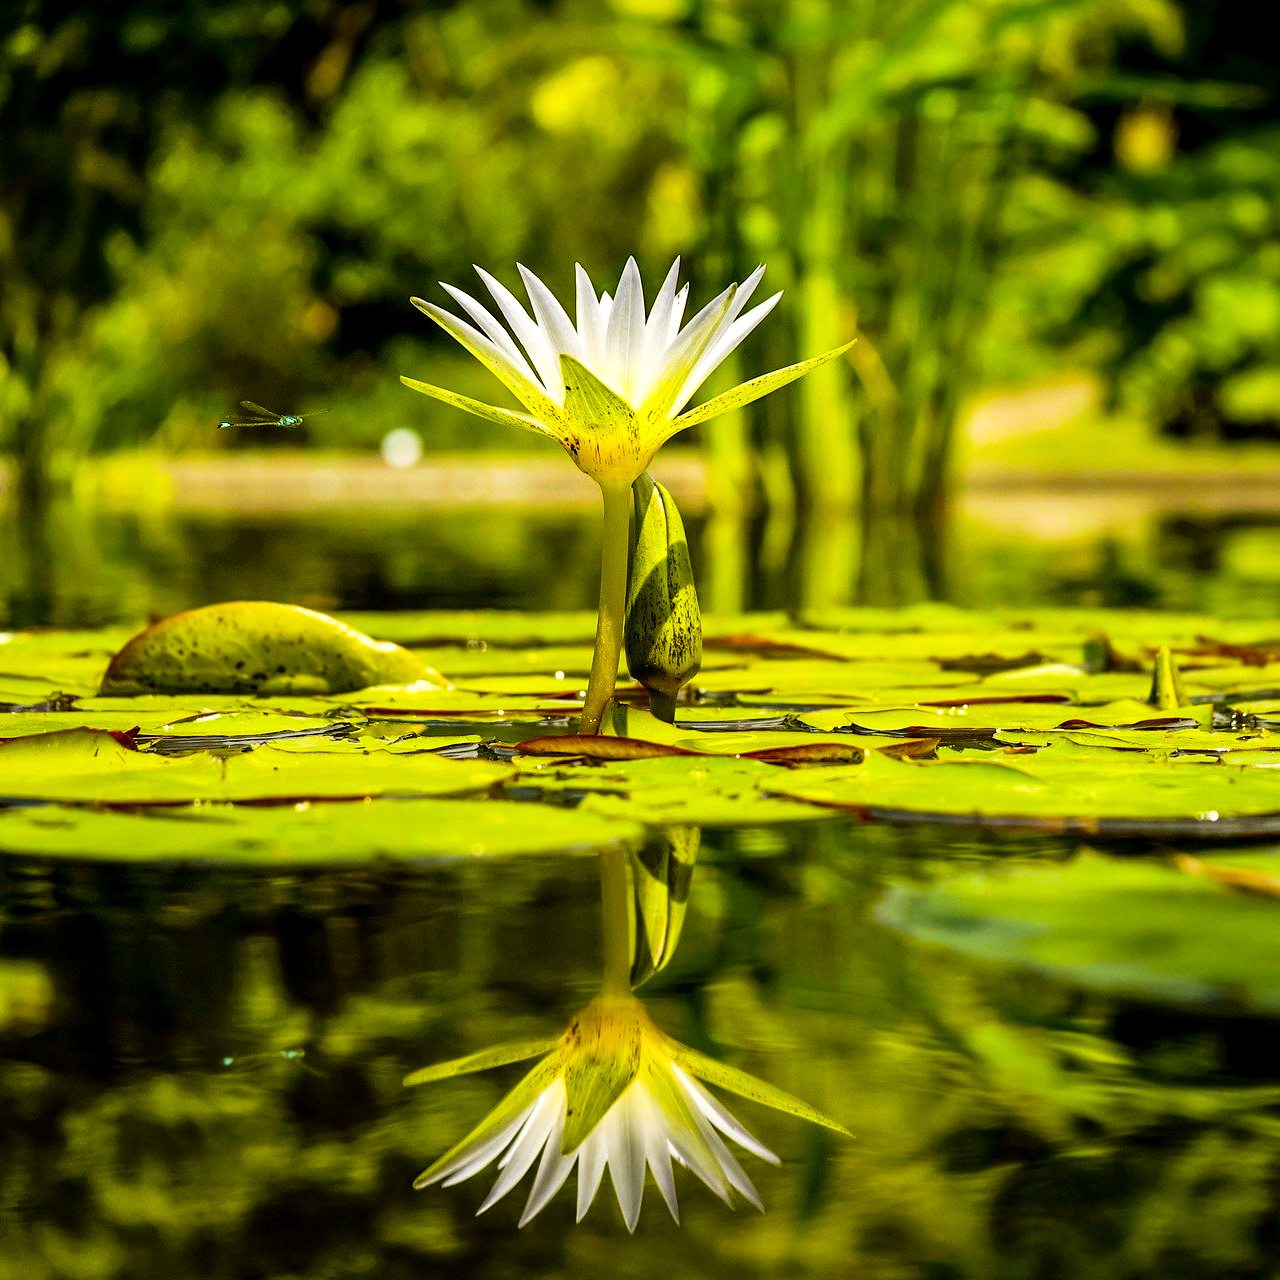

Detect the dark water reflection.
[
  {"left": 7, "top": 487, "right": 1280, "bottom": 627},
  {"left": 4, "top": 820, "right": 1280, "bottom": 1278}
]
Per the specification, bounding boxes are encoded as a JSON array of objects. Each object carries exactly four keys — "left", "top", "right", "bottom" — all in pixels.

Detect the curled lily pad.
[{"left": 99, "top": 602, "right": 446, "bottom": 696}]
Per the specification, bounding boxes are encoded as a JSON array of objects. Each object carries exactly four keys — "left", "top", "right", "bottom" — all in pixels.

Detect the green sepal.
[
  {"left": 560, "top": 355, "right": 635, "bottom": 431},
  {"left": 399, "top": 376, "right": 555, "bottom": 437},
  {"left": 403, "top": 1037, "right": 557, "bottom": 1087},
  {"left": 669, "top": 1041, "right": 853, "bottom": 1137},
  {"left": 643, "top": 1059, "right": 732, "bottom": 1201},
  {"left": 560, "top": 1010, "right": 645, "bottom": 1153},
  {"left": 668, "top": 338, "right": 856, "bottom": 433}
]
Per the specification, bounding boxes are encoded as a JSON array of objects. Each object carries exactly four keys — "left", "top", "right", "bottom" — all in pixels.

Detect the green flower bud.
[{"left": 624, "top": 473, "right": 702, "bottom": 722}]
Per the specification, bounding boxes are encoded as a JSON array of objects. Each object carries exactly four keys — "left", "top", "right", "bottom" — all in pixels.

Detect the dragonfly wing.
[{"left": 239, "top": 401, "right": 280, "bottom": 418}]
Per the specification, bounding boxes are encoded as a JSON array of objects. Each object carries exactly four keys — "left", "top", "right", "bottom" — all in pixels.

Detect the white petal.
[
  {"left": 438, "top": 283, "right": 540, "bottom": 386},
  {"left": 412, "top": 299, "right": 551, "bottom": 414},
  {"left": 519, "top": 1096, "right": 577, "bottom": 1226},
  {"left": 575, "top": 264, "right": 606, "bottom": 367},
  {"left": 642, "top": 285, "right": 737, "bottom": 417},
  {"left": 519, "top": 264, "right": 585, "bottom": 364},
  {"left": 667, "top": 284, "right": 689, "bottom": 344},
  {"left": 698, "top": 1118, "right": 764, "bottom": 1211},
  {"left": 575, "top": 1132, "right": 608, "bottom": 1222},
  {"left": 661, "top": 1117, "right": 732, "bottom": 1205},
  {"left": 435, "top": 1107, "right": 537, "bottom": 1187},
  {"left": 640, "top": 259, "right": 682, "bottom": 390},
  {"left": 477, "top": 1086, "right": 561, "bottom": 1214},
  {"left": 604, "top": 257, "right": 645, "bottom": 403},
  {"left": 599, "top": 291, "right": 613, "bottom": 324},
  {"left": 475, "top": 267, "right": 563, "bottom": 396},
  {"left": 638, "top": 1087, "right": 680, "bottom": 1223},
  {"left": 604, "top": 1094, "right": 646, "bottom": 1233},
  {"left": 673, "top": 1065, "right": 779, "bottom": 1165},
  {"left": 670, "top": 291, "right": 782, "bottom": 416}
]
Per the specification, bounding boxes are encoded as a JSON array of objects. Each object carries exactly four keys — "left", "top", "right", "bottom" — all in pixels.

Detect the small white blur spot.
[{"left": 381, "top": 427, "right": 423, "bottom": 469}]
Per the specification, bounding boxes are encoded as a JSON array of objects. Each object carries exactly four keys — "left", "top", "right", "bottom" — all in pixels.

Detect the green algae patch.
[
  {"left": 99, "top": 602, "right": 445, "bottom": 696},
  {"left": 0, "top": 798, "right": 642, "bottom": 864}
]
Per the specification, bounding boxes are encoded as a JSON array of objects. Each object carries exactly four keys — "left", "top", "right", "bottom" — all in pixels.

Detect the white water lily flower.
[
  {"left": 406, "top": 992, "right": 850, "bottom": 1231},
  {"left": 400, "top": 258, "right": 852, "bottom": 734},
  {"left": 401, "top": 257, "right": 853, "bottom": 485}
]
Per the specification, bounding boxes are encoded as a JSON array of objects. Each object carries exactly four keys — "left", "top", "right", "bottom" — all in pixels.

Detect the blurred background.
[{"left": 3, "top": 0, "right": 1280, "bottom": 627}]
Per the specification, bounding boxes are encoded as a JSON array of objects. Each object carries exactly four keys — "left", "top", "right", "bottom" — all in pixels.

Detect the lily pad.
[
  {"left": 99, "top": 602, "right": 445, "bottom": 696},
  {"left": 877, "top": 852, "right": 1280, "bottom": 1014},
  {"left": 0, "top": 728, "right": 512, "bottom": 804},
  {"left": 0, "top": 798, "right": 642, "bottom": 864},
  {"left": 766, "top": 748, "right": 1280, "bottom": 836}
]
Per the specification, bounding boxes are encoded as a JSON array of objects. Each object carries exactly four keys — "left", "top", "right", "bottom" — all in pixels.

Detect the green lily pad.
[
  {"left": 767, "top": 747, "right": 1280, "bottom": 835},
  {"left": 877, "top": 852, "right": 1280, "bottom": 1014},
  {"left": 99, "top": 602, "right": 445, "bottom": 696},
  {"left": 511, "top": 753, "right": 832, "bottom": 826},
  {"left": 0, "top": 728, "right": 512, "bottom": 804},
  {"left": 0, "top": 798, "right": 641, "bottom": 863}
]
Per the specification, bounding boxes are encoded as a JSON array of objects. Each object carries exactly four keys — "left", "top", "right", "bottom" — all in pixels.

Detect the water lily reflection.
[{"left": 406, "top": 990, "right": 849, "bottom": 1231}]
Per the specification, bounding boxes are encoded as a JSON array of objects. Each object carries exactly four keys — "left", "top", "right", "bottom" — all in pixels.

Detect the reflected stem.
[
  {"left": 578, "top": 480, "right": 632, "bottom": 734},
  {"left": 598, "top": 845, "right": 632, "bottom": 996}
]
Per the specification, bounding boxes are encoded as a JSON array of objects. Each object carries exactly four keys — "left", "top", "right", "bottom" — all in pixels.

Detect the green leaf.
[
  {"left": 0, "top": 798, "right": 643, "bottom": 864},
  {"left": 100, "top": 602, "right": 442, "bottom": 696},
  {"left": 0, "top": 730, "right": 514, "bottom": 804},
  {"left": 1148, "top": 643, "right": 1190, "bottom": 710}
]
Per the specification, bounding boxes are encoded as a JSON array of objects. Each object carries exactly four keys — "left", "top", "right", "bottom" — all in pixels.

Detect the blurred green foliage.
[{"left": 2, "top": 0, "right": 1277, "bottom": 511}]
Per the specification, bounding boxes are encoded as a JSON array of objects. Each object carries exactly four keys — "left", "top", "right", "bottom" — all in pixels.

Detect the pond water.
[
  {"left": 10, "top": 817, "right": 1278, "bottom": 1279},
  {"left": 5, "top": 479, "right": 1280, "bottom": 1278},
  {"left": 5, "top": 475, "right": 1280, "bottom": 628}
]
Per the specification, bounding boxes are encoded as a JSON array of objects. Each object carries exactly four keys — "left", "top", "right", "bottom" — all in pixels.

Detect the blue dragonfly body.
[{"left": 218, "top": 400, "right": 327, "bottom": 429}]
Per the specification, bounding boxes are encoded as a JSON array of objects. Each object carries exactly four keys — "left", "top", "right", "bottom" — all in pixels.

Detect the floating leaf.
[
  {"left": 100, "top": 602, "right": 445, "bottom": 696},
  {"left": 0, "top": 798, "right": 642, "bottom": 864},
  {"left": 878, "top": 852, "right": 1280, "bottom": 1014},
  {"left": 0, "top": 727, "right": 512, "bottom": 804}
]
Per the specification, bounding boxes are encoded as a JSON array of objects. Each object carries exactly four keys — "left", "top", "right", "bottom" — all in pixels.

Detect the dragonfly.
[
  {"left": 218, "top": 1048, "right": 323, "bottom": 1076},
  {"left": 217, "top": 400, "right": 329, "bottom": 430}
]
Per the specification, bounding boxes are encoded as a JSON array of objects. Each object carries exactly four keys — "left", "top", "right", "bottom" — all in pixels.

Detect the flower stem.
[
  {"left": 598, "top": 846, "right": 632, "bottom": 996},
  {"left": 578, "top": 480, "right": 631, "bottom": 734}
]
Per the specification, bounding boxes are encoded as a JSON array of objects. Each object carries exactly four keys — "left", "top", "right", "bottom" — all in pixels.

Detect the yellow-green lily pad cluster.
[{"left": 6, "top": 601, "right": 1280, "bottom": 863}]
